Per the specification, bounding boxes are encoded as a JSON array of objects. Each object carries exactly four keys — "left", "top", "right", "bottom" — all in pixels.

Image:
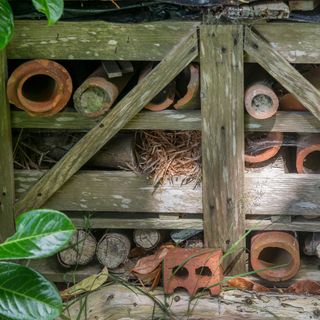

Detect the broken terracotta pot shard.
[
  {"left": 7, "top": 59, "right": 73, "bottom": 117},
  {"left": 139, "top": 62, "right": 175, "bottom": 111},
  {"left": 163, "top": 248, "right": 223, "bottom": 296},
  {"left": 296, "top": 134, "right": 320, "bottom": 174},
  {"left": 245, "top": 82, "right": 279, "bottom": 119},
  {"left": 245, "top": 132, "right": 284, "bottom": 164},
  {"left": 73, "top": 64, "right": 133, "bottom": 118},
  {"left": 174, "top": 63, "right": 200, "bottom": 110},
  {"left": 250, "top": 231, "right": 300, "bottom": 282}
]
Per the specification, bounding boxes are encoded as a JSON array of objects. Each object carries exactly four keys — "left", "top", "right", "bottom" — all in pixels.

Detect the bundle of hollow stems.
[{"left": 136, "top": 130, "right": 201, "bottom": 186}]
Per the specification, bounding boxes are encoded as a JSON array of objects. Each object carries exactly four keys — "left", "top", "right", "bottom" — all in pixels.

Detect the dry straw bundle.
[{"left": 136, "top": 130, "right": 201, "bottom": 186}]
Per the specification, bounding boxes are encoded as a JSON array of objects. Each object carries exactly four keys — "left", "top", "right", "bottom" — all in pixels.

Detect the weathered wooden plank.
[
  {"left": 11, "top": 110, "right": 202, "bottom": 130},
  {"left": 245, "top": 111, "right": 320, "bottom": 133},
  {"left": 245, "top": 23, "right": 320, "bottom": 64},
  {"left": 289, "top": 0, "right": 320, "bottom": 11},
  {"left": 15, "top": 32, "right": 198, "bottom": 214},
  {"left": 60, "top": 284, "right": 320, "bottom": 319},
  {"left": 245, "top": 27, "right": 320, "bottom": 121},
  {"left": 15, "top": 170, "right": 202, "bottom": 214},
  {"left": 200, "top": 25, "right": 245, "bottom": 274},
  {"left": 245, "top": 174, "right": 320, "bottom": 217},
  {"left": 7, "top": 20, "right": 199, "bottom": 61},
  {"left": 0, "top": 51, "right": 15, "bottom": 240}
]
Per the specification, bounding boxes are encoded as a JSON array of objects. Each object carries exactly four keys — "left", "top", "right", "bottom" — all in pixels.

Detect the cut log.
[
  {"left": 96, "top": 232, "right": 131, "bottom": 269},
  {"left": 133, "top": 229, "right": 164, "bottom": 250},
  {"left": 58, "top": 230, "right": 97, "bottom": 267}
]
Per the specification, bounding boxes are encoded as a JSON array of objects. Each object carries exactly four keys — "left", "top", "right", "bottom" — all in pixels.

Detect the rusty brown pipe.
[
  {"left": 245, "top": 132, "right": 283, "bottom": 164},
  {"left": 174, "top": 63, "right": 200, "bottom": 110},
  {"left": 73, "top": 65, "right": 132, "bottom": 118},
  {"left": 7, "top": 59, "right": 72, "bottom": 117},
  {"left": 245, "top": 83, "right": 279, "bottom": 119},
  {"left": 296, "top": 134, "right": 320, "bottom": 174},
  {"left": 139, "top": 63, "right": 175, "bottom": 111},
  {"left": 251, "top": 231, "right": 300, "bottom": 282}
]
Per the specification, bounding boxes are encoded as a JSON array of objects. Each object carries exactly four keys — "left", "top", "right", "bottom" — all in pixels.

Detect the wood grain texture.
[
  {"left": 0, "top": 51, "right": 15, "bottom": 240},
  {"left": 15, "top": 32, "right": 198, "bottom": 214},
  {"left": 245, "top": 23, "right": 320, "bottom": 64},
  {"left": 11, "top": 110, "right": 202, "bottom": 130},
  {"left": 200, "top": 25, "right": 245, "bottom": 274},
  {"left": 245, "top": 27, "right": 320, "bottom": 121},
  {"left": 7, "top": 21, "right": 199, "bottom": 61}
]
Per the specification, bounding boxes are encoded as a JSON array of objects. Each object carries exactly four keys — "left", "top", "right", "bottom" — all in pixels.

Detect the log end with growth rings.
[{"left": 7, "top": 59, "right": 72, "bottom": 117}]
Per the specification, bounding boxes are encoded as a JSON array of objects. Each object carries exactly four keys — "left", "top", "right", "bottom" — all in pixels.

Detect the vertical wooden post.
[
  {"left": 200, "top": 25, "right": 245, "bottom": 274},
  {"left": 0, "top": 51, "right": 15, "bottom": 240}
]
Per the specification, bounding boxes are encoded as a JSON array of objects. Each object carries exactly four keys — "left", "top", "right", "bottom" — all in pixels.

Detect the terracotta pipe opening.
[
  {"left": 296, "top": 134, "right": 320, "bottom": 173},
  {"left": 258, "top": 247, "right": 293, "bottom": 268},
  {"left": 302, "top": 151, "right": 320, "bottom": 173},
  {"left": 21, "top": 74, "right": 57, "bottom": 102},
  {"left": 245, "top": 84, "right": 279, "bottom": 119},
  {"left": 245, "top": 132, "right": 283, "bottom": 164}
]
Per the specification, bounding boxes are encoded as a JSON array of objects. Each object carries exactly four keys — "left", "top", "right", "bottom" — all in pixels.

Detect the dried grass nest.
[{"left": 135, "top": 130, "right": 201, "bottom": 186}]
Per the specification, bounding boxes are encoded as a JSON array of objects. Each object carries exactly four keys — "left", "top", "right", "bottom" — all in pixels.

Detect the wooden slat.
[
  {"left": 245, "top": 174, "right": 320, "bottom": 217},
  {"left": 245, "top": 23, "right": 320, "bottom": 64},
  {"left": 7, "top": 21, "right": 199, "bottom": 61},
  {"left": 11, "top": 110, "right": 202, "bottom": 130},
  {"left": 200, "top": 25, "right": 245, "bottom": 274},
  {"left": 245, "top": 27, "right": 320, "bottom": 122},
  {"left": 15, "top": 171, "right": 202, "bottom": 214},
  {"left": 15, "top": 32, "right": 198, "bottom": 214},
  {"left": 0, "top": 51, "right": 15, "bottom": 239}
]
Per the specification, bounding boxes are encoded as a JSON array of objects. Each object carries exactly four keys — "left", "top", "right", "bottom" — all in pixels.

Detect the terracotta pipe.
[
  {"left": 280, "top": 67, "right": 320, "bottom": 111},
  {"left": 174, "top": 63, "right": 200, "bottom": 110},
  {"left": 304, "top": 233, "right": 320, "bottom": 259},
  {"left": 73, "top": 65, "right": 132, "bottom": 118},
  {"left": 245, "top": 83, "right": 279, "bottom": 119},
  {"left": 7, "top": 59, "right": 72, "bottom": 117},
  {"left": 245, "top": 132, "right": 283, "bottom": 164},
  {"left": 139, "top": 63, "right": 175, "bottom": 111},
  {"left": 296, "top": 134, "right": 320, "bottom": 174},
  {"left": 251, "top": 231, "right": 300, "bottom": 282}
]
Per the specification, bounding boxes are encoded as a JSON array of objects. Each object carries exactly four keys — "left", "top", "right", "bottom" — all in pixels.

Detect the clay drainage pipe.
[
  {"left": 73, "top": 65, "right": 133, "bottom": 118},
  {"left": 245, "top": 132, "right": 283, "bottom": 164},
  {"left": 245, "top": 82, "right": 279, "bottom": 119},
  {"left": 7, "top": 59, "right": 72, "bottom": 117},
  {"left": 251, "top": 231, "right": 300, "bottom": 282},
  {"left": 296, "top": 134, "right": 320, "bottom": 174},
  {"left": 139, "top": 62, "right": 175, "bottom": 111}
]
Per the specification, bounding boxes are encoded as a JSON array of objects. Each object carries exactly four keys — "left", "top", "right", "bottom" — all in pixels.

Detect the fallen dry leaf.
[
  {"left": 287, "top": 280, "right": 320, "bottom": 295},
  {"left": 227, "top": 277, "right": 270, "bottom": 292},
  {"left": 61, "top": 267, "right": 109, "bottom": 299}
]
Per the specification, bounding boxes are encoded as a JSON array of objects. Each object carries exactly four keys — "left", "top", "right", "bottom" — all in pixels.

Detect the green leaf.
[
  {"left": 0, "top": 262, "right": 62, "bottom": 320},
  {"left": 32, "top": 0, "right": 64, "bottom": 25},
  {"left": 0, "top": 209, "right": 75, "bottom": 260},
  {"left": 0, "top": 0, "right": 14, "bottom": 50}
]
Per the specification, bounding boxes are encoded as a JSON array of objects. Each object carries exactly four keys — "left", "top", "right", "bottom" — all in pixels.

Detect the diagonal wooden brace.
[
  {"left": 15, "top": 31, "right": 198, "bottom": 214},
  {"left": 245, "top": 26, "right": 320, "bottom": 122}
]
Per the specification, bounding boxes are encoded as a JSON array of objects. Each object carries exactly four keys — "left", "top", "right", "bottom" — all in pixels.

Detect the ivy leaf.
[
  {"left": 0, "top": 262, "right": 62, "bottom": 320},
  {"left": 0, "top": 0, "right": 14, "bottom": 50},
  {"left": 32, "top": 0, "right": 64, "bottom": 25},
  {"left": 0, "top": 209, "right": 75, "bottom": 260}
]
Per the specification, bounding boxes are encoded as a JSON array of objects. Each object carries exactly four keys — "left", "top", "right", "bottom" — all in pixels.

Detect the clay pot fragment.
[
  {"left": 7, "top": 59, "right": 72, "bottom": 117},
  {"left": 250, "top": 231, "right": 300, "bottom": 282}
]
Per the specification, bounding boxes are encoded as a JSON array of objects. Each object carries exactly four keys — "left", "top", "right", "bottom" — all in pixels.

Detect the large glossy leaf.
[
  {"left": 0, "top": 0, "right": 14, "bottom": 49},
  {"left": 0, "top": 209, "right": 75, "bottom": 260},
  {"left": 0, "top": 262, "right": 62, "bottom": 320},
  {"left": 32, "top": 0, "right": 63, "bottom": 25}
]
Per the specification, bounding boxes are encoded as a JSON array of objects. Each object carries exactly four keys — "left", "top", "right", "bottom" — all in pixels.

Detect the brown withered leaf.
[
  {"left": 227, "top": 277, "right": 270, "bottom": 292},
  {"left": 287, "top": 280, "right": 320, "bottom": 295}
]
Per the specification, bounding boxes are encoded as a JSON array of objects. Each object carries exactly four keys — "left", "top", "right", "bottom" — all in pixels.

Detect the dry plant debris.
[{"left": 136, "top": 130, "right": 201, "bottom": 186}]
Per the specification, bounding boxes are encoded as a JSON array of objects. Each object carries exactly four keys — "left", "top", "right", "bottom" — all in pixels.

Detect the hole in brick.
[
  {"left": 195, "top": 266, "right": 212, "bottom": 277},
  {"left": 173, "top": 287, "right": 189, "bottom": 294},
  {"left": 196, "top": 287, "right": 211, "bottom": 295},
  {"left": 172, "top": 266, "right": 189, "bottom": 279}
]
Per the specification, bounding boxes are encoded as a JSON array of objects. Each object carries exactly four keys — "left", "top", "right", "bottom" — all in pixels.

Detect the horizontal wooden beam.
[
  {"left": 15, "top": 171, "right": 320, "bottom": 217},
  {"left": 15, "top": 32, "right": 198, "bottom": 215},
  {"left": 245, "top": 27, "right": 320, "bottom": 122},
  {"left": 245, "top": 23, "right": 320, "bottom": 64},
  {"left": 7, "top": 21, "right": 199, "bottom": 61}
]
